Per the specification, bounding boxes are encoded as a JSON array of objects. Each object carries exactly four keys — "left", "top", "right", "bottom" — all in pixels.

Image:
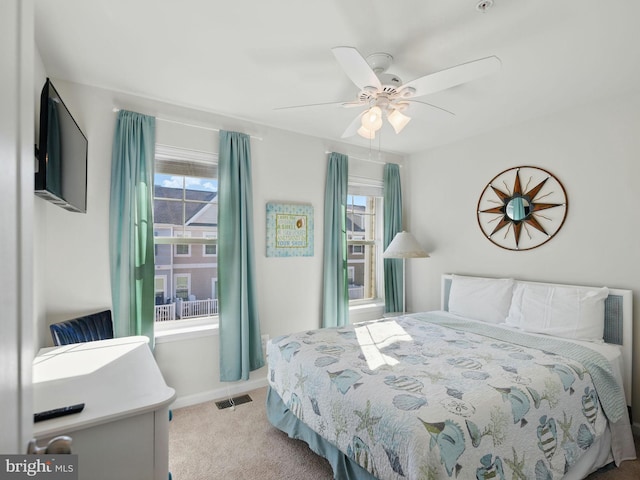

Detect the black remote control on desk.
[{"left": 34, "top": 403, "right": 85, "bottom": 423}]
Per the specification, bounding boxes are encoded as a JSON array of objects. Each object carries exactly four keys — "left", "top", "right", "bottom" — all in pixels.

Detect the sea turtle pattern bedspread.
[{"left": 267, "top": 312, "right": 616, "bottom": 480}]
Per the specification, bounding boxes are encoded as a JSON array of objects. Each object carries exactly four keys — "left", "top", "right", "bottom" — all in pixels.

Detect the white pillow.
[
  {"left": 448, "top": 275, "right": 515, "bottom": 324},
  {"left": 505, "top": 283, "right": 525, "bottom": 328},
  {"left": 506, "top": 283, "right": 609, "bottom": 342}
]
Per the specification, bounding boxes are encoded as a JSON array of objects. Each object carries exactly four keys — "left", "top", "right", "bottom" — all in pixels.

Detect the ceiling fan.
[{"left": 278, "top": 47, "right": 501, "bottom": 140}]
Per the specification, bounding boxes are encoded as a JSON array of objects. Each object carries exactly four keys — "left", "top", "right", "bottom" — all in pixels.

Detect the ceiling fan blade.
[
  {"left": 341, "top": 100, "right": 367, "bottom": 108},
  {"left": 332, "top": 46, "right": 382, "bottom": 92},
  {"left": 405, "top": 100, "right": 456, "bottom": 116},
  {"left": 274, "top": 100, "right": 351, "bottom": 111},
  {"left": 341, "top": 112, "right": 365, "bottom": 138},
  {"left": 400, "top": 55, "right": 501, "bottom": 98}
]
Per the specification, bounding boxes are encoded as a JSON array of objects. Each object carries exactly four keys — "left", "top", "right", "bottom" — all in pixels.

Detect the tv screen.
[{"left": 35, "top": 78, "right": 87, "bottom": 213}]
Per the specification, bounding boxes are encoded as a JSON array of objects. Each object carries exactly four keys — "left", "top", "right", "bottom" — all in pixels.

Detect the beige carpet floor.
[{"left": 169, "top": 387, "right": 640, "bottom": 480}]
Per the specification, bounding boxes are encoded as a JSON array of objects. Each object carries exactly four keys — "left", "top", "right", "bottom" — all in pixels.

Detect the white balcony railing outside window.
[
  {"left": 155, "top": 303, "right": 176, "bottom": 322},
  {"left": 154, "top": 298, "right": 218, "bottom": 322}
]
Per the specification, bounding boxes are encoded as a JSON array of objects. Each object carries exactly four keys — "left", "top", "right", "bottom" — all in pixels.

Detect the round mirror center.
[{"left": 506, "top": 197, "right": 530, "bottom": 221}]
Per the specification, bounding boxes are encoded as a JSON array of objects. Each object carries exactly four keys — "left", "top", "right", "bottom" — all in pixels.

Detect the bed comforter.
[{"left": 266, "top": 312, "right": 629, "bottom": 480}]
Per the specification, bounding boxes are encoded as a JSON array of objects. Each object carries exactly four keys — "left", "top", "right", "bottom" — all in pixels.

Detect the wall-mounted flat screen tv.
[{"left": 35, "top": 78, "right": 87, "bottom": 213}]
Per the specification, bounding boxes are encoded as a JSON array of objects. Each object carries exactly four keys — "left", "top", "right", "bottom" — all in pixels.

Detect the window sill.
[
  {"left": 154, "top": 322, "right": 218, "bottom": 344},
  {"left": 154, "top": 302, "right": 386, "bottom": 343},
  {"left": 349, "top": 300, "right": 385, "bottom": 323}
]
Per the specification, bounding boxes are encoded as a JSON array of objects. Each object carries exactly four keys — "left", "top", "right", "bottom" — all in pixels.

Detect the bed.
[{"left": 266, "top": 275, "right": 636, "bottom": 480}]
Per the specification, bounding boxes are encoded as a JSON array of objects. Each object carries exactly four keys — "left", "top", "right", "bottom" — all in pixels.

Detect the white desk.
[{"left": 33, "top": 336, "right": 176, "bottom": 480}]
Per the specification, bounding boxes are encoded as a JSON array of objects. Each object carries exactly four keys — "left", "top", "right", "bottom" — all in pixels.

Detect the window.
[
  {"left": 203, "top": 233, "right": 217, "bottom": 257},
  {"left": 174, "top": 274, "right": 191, "bottom": 300},
  {"left": 351, "top": 243, "right": 364, "bottom": 255},
  {"left": 153, "top": 145, "right": 219, "bottom": 328},
  {"left": 174, "top": 231, "right": 191, "bottom": 257},
  {"left": 346, "top": 193, "right": 383, "bottom": 303},
  {"left": 155, "top": 276, "right": 167, "bottom": 305}
]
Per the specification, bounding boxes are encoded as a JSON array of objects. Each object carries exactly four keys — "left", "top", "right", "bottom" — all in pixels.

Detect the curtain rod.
[
  {"left": 325, "top": 151, "right": 402, "bottom": 167},
  {"left": 112, "top": 108, "right": 263, "bottom": 141}
]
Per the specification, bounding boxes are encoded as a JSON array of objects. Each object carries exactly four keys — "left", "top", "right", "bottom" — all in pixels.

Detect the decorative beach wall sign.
[{"left": 266, "top": 202, "right": 314, "bottom": 257}]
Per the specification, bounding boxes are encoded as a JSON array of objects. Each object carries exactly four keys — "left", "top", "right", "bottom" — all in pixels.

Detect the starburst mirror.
[{"left": 477, "top": 166, "right": 568, "bottom": 251}]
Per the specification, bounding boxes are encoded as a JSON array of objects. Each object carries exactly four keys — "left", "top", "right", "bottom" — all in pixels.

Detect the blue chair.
[{"left": 50, "top": 310, "right": 114, "bottom": 346}]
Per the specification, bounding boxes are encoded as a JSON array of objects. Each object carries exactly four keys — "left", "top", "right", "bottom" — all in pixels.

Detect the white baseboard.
[{"left": 169, "top": 376, "right": 269, "bottom": 410}]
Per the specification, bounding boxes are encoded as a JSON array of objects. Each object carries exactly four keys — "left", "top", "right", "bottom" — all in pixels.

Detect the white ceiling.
[{"left": 33, "top": 0, "right": 640, "bottom": 155}]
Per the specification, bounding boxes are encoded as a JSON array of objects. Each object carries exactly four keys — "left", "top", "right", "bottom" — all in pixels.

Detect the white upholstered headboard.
[{"left": 440, "top": 274, "right": 633, "bottom": 406}]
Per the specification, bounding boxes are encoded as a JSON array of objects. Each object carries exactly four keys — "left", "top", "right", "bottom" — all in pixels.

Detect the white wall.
[
  {"left": 1, "top": 0, "right": 34, "bottom": 452},
  {"left": 35, "top": 82, "right": 114, "bottom": 328},
  {"left": 405, "top": 91, "right": 640, "bottom": 422},
  {"left": 33, "top": 44, "right": 49, "bottom": 350},
  {"left": 34, "top": 79, "right": 404, "bottom": 405}
]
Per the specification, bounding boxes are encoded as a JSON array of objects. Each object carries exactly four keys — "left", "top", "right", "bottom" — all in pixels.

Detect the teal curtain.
[
  {"left": 109, "top": 110, "right": 156, "bottom": 346},
  {"left": 218, "top": 130, "right": 264, "bottom": 381},
  {"left": 322, "top": 152, "right": 349, "bottom": 328},
  {"left": 383, "top": 163, "right": 403, "bottom": 313}
]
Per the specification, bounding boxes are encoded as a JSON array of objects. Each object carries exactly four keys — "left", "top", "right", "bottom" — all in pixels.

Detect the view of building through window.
[
  {"left": 346, "top": 194, "right": 382, "bottom": 302},
  {"left": 153, "top": 167, "right": 219, "bottom": 324}
]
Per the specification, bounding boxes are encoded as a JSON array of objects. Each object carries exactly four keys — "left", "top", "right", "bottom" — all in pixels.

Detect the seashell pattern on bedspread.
[{"left": 267, "top": 312, "right": 626, "bottom": 480}]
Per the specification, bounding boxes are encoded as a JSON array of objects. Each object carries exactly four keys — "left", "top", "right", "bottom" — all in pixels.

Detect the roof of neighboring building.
[
  {"left": 154, "top": 186, "right": 217, "bottom": 226},
  {"left": 346, "top": 204, "right": 365, "bottom": 233}
]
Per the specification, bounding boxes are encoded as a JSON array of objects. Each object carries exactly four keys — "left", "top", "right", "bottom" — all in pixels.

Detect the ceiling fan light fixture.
[
  {"left": 329, "top": 46, "right": 501, "bottom": 141},
  {"left": 361, "top": 106, "right": 383, "bottom": 131},
  {"left": 388, "top": 108, "right": 411, "bottom": 134},
  {"left": 357, "top": 125, "right": 375, "bottom": 139}
]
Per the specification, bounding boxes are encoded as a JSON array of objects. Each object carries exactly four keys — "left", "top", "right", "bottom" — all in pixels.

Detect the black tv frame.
[{"left": 35, "top": 78, "right": 88, "bottom": 213}]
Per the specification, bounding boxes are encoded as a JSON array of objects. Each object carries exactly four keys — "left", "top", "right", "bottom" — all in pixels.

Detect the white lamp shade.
[
  {"left": 383, "top": 231, "right": 429, "bottom": 258},
  {"left": 357, "top": 125, "right": 375, "bottom": 139},
  {"left": 361, "top": 106, "right": 383, "bottom": 131},
  {"left": 387, "top": 109, "right": 411, "bottom": 134}
]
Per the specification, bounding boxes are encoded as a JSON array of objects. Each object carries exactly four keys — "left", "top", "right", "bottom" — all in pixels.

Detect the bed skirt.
[{"left": 266, "top": 386, "right": 376, "bottom": 480}]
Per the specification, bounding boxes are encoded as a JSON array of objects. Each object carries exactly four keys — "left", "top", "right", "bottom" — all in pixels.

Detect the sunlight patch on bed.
[{"left": 354, "top": 320, "right": 412, "bottom": 370}]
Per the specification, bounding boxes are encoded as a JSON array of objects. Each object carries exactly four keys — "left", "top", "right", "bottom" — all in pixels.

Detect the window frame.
[
  {"left": 346, "top": 193, "right": 384, "bottom": 306},
  {"left": 153, "top": 144, "right": 219, "bottom": 333}
]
